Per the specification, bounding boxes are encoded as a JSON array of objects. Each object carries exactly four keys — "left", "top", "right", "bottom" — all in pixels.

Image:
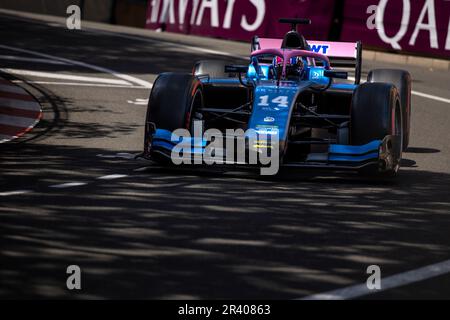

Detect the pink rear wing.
[
  {"left": 254, "top": 38, "right": 358, "bottom": 59},
  {"left": 252, "top": 37, "right": 362, "bottom": 84}
]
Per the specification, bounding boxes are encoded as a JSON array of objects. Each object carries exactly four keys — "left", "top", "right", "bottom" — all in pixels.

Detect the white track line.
[
  {"left": 50, "top": 182, "right": 87, "bottom": 189},
  {"left": 82, "top": 28, "right": 246, "bottom": 59},
  {"left": 0, "top": 54, "right": 69, "bottom": 65},
  {"left": 128, "top": 98, "right": 149, "bottom": 105},
  {"left": 348, "top": 76, "right": 450, "bottom": 105},
  {"left": 301, "top": 258, "right": 450, "bottom": 300},
  {"left": 1, "top": 68, "right": 132, "bottom": 86},
  {"left": 11, "top": 80, "right": 150, "bottom": 89},
  {"left": 134, "top": 166, "right": 152, "bottom": 172},
  {"left": 0, "top": 44, "right": 153, "bottom": 88},
  {"left": 412, "top": 90, "right": 450, "bottom": 104},
  {"left": 0, "top": 134, "right": 12, "bottom": 142},
  {"left": 96, "top": 153, "right": 137, "bottom": 159},
  {"left": 1, "top": 173, "right": 131, "bottom": 196},
  {"left": 0, "top": 190, "right": 32, "bottom": 196},
  {"left": 97, "top": 174, "right": 129, "bottom": 180}
]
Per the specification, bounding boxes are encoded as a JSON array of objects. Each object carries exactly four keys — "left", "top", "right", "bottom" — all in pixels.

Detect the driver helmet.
[{"left": 273, "top": 56, "right": 305, "bottom": 79}]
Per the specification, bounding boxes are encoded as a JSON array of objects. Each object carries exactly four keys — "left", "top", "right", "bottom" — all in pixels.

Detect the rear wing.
[{"left": 251, "top": 37, "right": 362, "bottom": 84}]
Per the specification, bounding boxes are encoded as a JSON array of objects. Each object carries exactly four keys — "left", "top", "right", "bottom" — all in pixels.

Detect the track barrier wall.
[{"left": 145, "top": 0, "right": 450, "bottom": 60}]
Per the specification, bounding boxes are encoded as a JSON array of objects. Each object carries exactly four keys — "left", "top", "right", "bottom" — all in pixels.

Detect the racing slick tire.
[
  {"left": 351, "top": 82, "right": 403, "bottom": 177},
  {"left": 144, "top": 73, "right": 203, "bottom": 163},
  {"left": 193, "top": 60, "right": 232, "bottom": 78},
  {"left": 368, "top": 69, "right": 411, "bottom": 150}
]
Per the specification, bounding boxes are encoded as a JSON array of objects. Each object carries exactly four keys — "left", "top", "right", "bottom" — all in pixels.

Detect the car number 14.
[{"left": 258, "top": 95, "right": 289, "bottom": 108}]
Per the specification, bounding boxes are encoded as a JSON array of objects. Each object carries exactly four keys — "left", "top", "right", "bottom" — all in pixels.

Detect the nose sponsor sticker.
[
  {"left": 255, "top": 125, "right": 279, "bottom": 135},
  {"left": 264, "top": 116, "right": 275, "bottom": 122}
]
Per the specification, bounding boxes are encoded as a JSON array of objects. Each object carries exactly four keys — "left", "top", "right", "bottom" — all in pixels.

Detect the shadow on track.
[{"left": 1, "top": 143, "right": 450, "bottom": 299}]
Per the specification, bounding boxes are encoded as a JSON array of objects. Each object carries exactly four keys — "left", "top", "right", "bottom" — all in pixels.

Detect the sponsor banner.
[
  {"left": 145, "top": 0, "right": 449, "bottom": 59},
  {"left": 145, "top": 0, "right": 334, "bottom": 41},
  {"left": 341, "top": 0, "right": 450, "bottom": 59}
]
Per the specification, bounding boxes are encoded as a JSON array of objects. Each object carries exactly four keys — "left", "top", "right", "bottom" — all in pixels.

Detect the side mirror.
[
  {"left": 224, "top": 65, "right": 248, "bottom": 74},
  {"left": 324, "top": 70, "right": 348, "bottom": 79},
  {"left": 225, "top": 65, "right": 255, "bottom": 88}
]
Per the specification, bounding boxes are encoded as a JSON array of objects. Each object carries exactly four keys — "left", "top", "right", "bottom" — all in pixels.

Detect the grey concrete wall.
[{"left": 83, "top": 0, "right": 115, "bottom": 23}]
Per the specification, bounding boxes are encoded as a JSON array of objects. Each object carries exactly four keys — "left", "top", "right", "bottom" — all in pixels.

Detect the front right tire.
[
  {"left": 368, "top": 69, "right": 411, "bottom": 150},
  {"left": 351, "top": 82, "right": 403, "bottom": 177}
]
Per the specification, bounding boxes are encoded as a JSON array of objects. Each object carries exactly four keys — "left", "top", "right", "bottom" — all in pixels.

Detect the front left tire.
[{"left": 144, "top": 73, "right": 203, "bottom": 162}]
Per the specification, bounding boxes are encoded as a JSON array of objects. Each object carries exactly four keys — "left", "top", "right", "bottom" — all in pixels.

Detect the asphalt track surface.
[{"left": 1, "top": 10, "right": 450, "bottom": 299}]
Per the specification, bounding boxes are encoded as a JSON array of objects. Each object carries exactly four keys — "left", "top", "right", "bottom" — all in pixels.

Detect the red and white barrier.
[{"left": 0, "top": 79, "right": 42, "bottom": 143}]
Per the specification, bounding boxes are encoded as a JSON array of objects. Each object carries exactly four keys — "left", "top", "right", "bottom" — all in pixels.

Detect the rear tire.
[
  {"left": 368, "top": 69, "right": 411, "bottom": 150},
  {"left": 351, "top": 82, "right": 403, "bottom": 177}
]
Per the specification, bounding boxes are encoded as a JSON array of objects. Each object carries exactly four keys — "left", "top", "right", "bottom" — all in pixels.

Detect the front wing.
[{"left": 146, "top": 129, "right": 401, "bottom": 173}]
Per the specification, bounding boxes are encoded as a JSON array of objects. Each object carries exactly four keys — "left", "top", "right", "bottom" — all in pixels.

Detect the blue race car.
[{"left": 143, "top": 18, "right": 412, "bottom": 177}]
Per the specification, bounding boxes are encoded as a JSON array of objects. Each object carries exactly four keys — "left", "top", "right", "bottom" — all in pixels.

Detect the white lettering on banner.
[
  {"left": 150, "top": 0, "right": 160, "bottom": 23},
  {"left": 409, "top": 0, "right": 438, "bottom": 49},
  {"left": 241, "top": 0, "right": 266, "bottom": 32},
  {"left": 372, "top": 0, "right": 449, "bottom": 52},
  {"left": 150, "top": 0, "right": 266, "bottom": 32},
  {"left": 223, "top": 0, "right": 237, "bottom": 29},
  {"left": 190, "top": 0, "right": 201, "bottom": 25},
  {"left": 366, "top": 4, "right": 378, "bottom": 30},
  {"left": 446, "top": 18, "right": 450, "bottom": 50},
  {"left": 376, "top": 0, "right": 411, "bottom": 50},
  {"left": 179, "top": 0, "right": 190, "bottom": 25},
  {"left": 160, "top": 0, "right": 176, "bottom": 24},
  {"left": 196, "top": 0, "right": 220, "bottom": 27}
]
